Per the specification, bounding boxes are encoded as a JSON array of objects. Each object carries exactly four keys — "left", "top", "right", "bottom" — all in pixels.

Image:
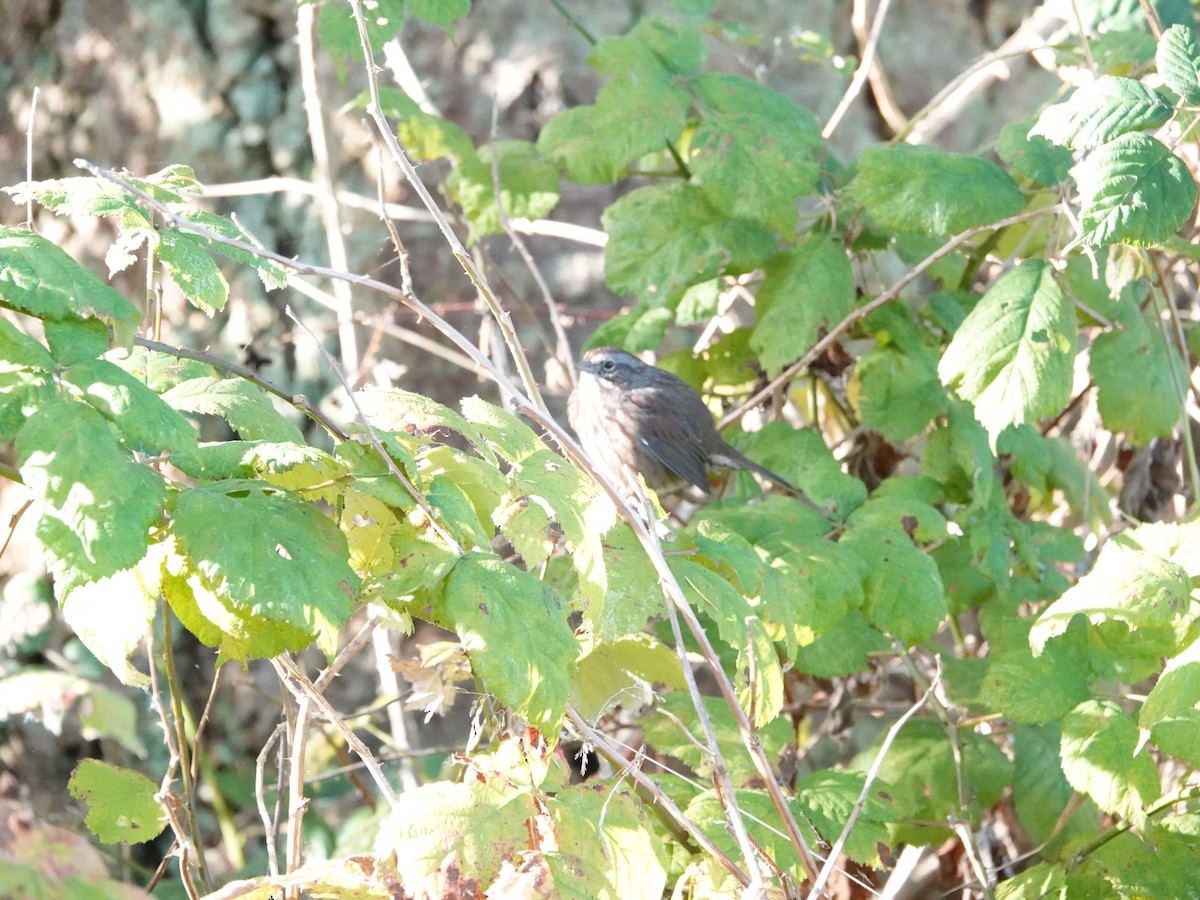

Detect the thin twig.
[
  {"left": 823, "top": 0, "right": 897, "bottom": 139},
  {"left": 189, "top": 665, "right": 224, "bottom": 786},
  {"left": 662, "top": 579, "right": 767, "bottom": 890},
  {"left": 255, "top": 723, "right": 286, "bottom": 878},
  {"left": 24, "top": 86, "right": 38, "bottom": 226},
  {"left": 202, "top": 177, "right": 607, "bottom": 245},
  {"left": 145, "top": 617, "right": 202, "bottom": 899},
  {"left": 160, "top": 598, "right": 212, "bottom": 893},
  {"left": 488, "top": 99, "right": 576, "bottom": 387},
  {"left": 296, "top": 2, "right": 359, "bottom": 379},
  {"left": 345, "top": 0, "right": 549, "bottom": 414},
  {"left": 0, "top": 498, "right": 33, "bottom": 563},
  {"left": 79, "top": 161, "right": 529, "bottom": 405},
  {"left": 273, "top": 654, "right": 402, "bottom": 808}
]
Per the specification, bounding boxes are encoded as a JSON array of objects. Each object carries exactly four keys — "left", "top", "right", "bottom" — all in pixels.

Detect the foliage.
[{"left": 4, "top": 2, "right": 1200, "bottom": 898}]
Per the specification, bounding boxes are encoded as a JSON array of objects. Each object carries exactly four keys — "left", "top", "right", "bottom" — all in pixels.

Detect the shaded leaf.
[
  {"left": 689, "top": 73, "right": 822, "bottom": 233},
  {"left": 751, "top": 237, "right": 855, "bottom": 375},
  {"left": 1091, "top": 304, "right": 1183, "bottom": 443},
  {"left": 603, "top": 183, "right": 776, "bottom": 301},
  {"left": 848, "top": 144, "right": 1024, "bottom": 235}
]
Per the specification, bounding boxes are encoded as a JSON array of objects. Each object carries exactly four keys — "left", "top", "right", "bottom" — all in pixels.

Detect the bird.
[{"left": 568, "top": 345, "right": 821, "bottom": 511}]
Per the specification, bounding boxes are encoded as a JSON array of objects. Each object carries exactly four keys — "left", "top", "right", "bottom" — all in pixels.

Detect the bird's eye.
[{"left": 600, "top": 359, "right": 616, "bottom": 373}]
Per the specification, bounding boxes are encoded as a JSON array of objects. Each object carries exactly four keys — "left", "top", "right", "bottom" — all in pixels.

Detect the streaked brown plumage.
[{"left": 568, "top": 346, "right": 820, "bottom": 510}]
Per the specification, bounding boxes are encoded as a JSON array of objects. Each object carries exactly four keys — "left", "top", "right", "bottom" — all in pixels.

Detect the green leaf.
[
  {"left": 851, "top": 717, "right": 1012, "bottom": 843},
  {"left": 538, "top": 79, "right": 691, "bottom": 184},
  {"left": 670, "top": 557, "right": 753, "bottom": 652},
  {"left": 157, "top": 229, "right": 229, "bottom": 315},
  {"left": 356, "top": 387, "right": 496, "bottom": 465},
  {"left": 1139, "top": 637, "right": 1200, "bottom": 766},
  {"left": 1090, "top": 304, "right": 1183, "bottom": 443},
  {"left": 1061, "top": 699, "right": 1160, "bottom": 830},
  {"left": 408, "top": 0, "right": 469, "bottom": 29},
  {"left": 1031, "top": 539, "right": 1195, "bottom": 683},
  {"left": 168, "top": 482, "right": 358, "bottom": 661},
  {"left": 317, "top": 0, "right": 404, "bottom": 76},
  {"left": 1071, "top": 132, "right": 1198, "bottom": 247},
  {"left": 43, "top": 317, "right": 110, "bottom": 365},
  {"left": 1088, "top": 826, "right": 1200, "bottom": 899},
  {"left": 68, "top": 760, "right": 166, "bottom": 845},
  {"left": 738, "top": 616, "right": 784, "bottom": 728},
  {"left": 689, "top": 73, "right": 823, "bottom": 232},
  {"left": 592, "top": 17, "right": 707, "bottom": 77},
  {"left": 365, "top": 87, "right": 477, "bottom": 163},
  {"left": 848, "top": 144, "right": 1024, "bottom": 235},
  {"left": 538, "top": 18, "right": 699, "bottom": 184},
  {"left": 855, "top": 343, "right": 948, "bottom": 442},
  {"left": 845, "top": 495, "right": 949, "bottom": 543},
  {"left": 17, "top": 401, "right": 165, "bottom": 594},
  {"left": 584, "top": 526, "right": 665, "bottom": 641},
  {"left": 571, "top": 634, "right": 685, "bottom": 721},
  {"left": 794, "top": 770, "right": 896, "bottom": 867},
  {"left": 981, "top": 624, "right": 1091, "bottom": 724},
  {"left": 939, "top": 261, "right": 1076, "bottom": 444},
  {"left": 551, "top": 783, "right": 669, "bottom": 899},
  {"left": 583, "top": 304, "right": 674, "bottom": 353},
  {"left": 0, "top": 227, "right": 141, "bottom": 345},
  {"left": 793, "top": 611, "right": 888, "bottom": 677},
  {"left": 438, "top": 553, "right": 575, "bottom": 734},
  {"left": 182, "top": 441, "right": 345, "bottom": 498},
  {"left": 62, "top": 358, "right": 198, "bottom": 454},
  {"left": 840, "top": 526, "right": 946, "bottom": 643},
  {"left": 0, "top": 317, "right": 55, "bottom": 373},
  {"left": 61, "top": 547, "right": 162, "bottom": 688},
  {"left": 602, "top": 183, "right": 776, "bottom": 301},
  {"left": 375, "top": 779, "right": 531, "bottom": 890},
  {"left": 1013, "top": 724, "right": 1100, "bottom": 856},
  {"left": 3, "top": 176, "right": 142, "bottom": 217},
  {"left": 460, "top": 395, "right": 546, "bottom": 463},
  {"left": 493, "top": 449, "right": 590, "bottom": 569},
  {"left": 1031, "top": 76, "right": 1172, "bottom": 150},
  {"left": 750, "top": 237, "right": 855, "bottom": 375},
  {"left": 445, "top": 141, "right": 559, "bottom": 240},
  {"left": 176, "top": 210, "right": 288, "bottom": 290},
  {"left": 733, "top": 423, "right": 863, "bottom": 514},
  {"left": 1158, "top": 24, "right": 1200, "bottom": 104},
  {"left": 996, "top": 119, "right": 1075, "bottom": 186},
  {"left": 163, "top": 376, "right": 305, "bottom": 443}
]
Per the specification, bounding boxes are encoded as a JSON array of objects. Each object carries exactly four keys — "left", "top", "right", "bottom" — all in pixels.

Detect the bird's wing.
[{"left": 634, "top": 409, "right": 711, "bottom": 492}]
